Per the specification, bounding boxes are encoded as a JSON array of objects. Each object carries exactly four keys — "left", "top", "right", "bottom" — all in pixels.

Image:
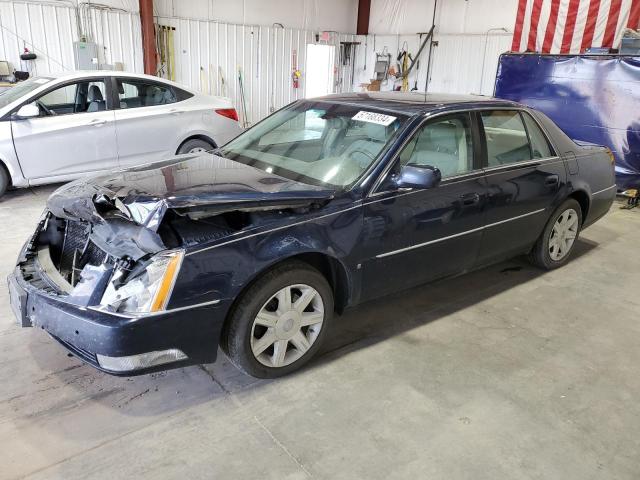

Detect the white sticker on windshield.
[
  {"left": 33, "top": 78, "right": 50, "bottom": 84},
  {"left": 352, "top": 111, "right": 397, "bottom": 126}
]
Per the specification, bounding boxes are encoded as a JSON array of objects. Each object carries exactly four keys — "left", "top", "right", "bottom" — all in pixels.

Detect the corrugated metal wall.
[
  {"left": 429, "top": 33, "right": 513, "bottom": 96},
  {"left": 0, "top": 1, "right": 512, "bottom": 124},
  {"left": 351, "top": 32, "right": 512, "bottom": 97},
  {"left": 0, "top": 1, "right": 142, "bottom": 75},
  {"left": 155, "top": 16, "right": 358, "bottom": 126}
]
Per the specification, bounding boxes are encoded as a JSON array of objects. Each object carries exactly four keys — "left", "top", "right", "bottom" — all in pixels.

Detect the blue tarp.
[{"left": 494, "top": 54, "right": 640, "bottom": 188}]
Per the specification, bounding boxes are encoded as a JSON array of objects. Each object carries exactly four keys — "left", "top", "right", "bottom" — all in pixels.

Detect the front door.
[
  {"left": 360, "top": 112, "right": 488, "bottom": 301},
  {"left": 11, "top": 78, "right": 118, "bottom": 180},
  {"left": 475, "top": 109, "right": 566, "bottom": 265}
]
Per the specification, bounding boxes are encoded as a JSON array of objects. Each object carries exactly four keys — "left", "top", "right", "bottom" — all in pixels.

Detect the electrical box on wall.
[{"left": 73, "top": 41, "right": 99, "bottom": 70}]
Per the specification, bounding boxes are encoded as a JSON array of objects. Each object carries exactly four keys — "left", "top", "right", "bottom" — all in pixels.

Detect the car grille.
[
  {"left": 59, "top": 220, "right": 89, "bottom": 275},
  {"left": 59, "top": 219, "right": 114, "bottom": 285}
]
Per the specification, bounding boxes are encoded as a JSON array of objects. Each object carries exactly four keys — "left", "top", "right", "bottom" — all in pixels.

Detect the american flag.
[{"left": 511, "top": 0, "right": 640, "bottom": 54}]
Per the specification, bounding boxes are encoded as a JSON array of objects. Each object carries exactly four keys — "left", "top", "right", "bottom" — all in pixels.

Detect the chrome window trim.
[
  {"left": 365, "top": 170, "right": 485, "bottom": 203},
  {"left": 519, "top": 110, "right": 558, "bottom": 158},
  {"left": 368, "top": 109, "right": 483, "bottom": 197},
  {"left": 375, "top": 208, "right": 546, "bottom": 259},
  {"left": 482, "top": 156, "right": 563, "bottom": 176},
  {"left": 367, "top": 105, "right": 562, "bottom": 198}
]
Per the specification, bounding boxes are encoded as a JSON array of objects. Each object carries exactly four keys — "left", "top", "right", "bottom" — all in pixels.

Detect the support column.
[
  {"left": 357, "top": 0, "right": 371, "bottom": 35},
  {"left": 139, "top": 0, "right": 156, "bottom": 75}
]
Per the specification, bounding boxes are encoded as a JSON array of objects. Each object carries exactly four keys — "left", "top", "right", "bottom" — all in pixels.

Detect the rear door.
[
  {"left": 11, "top": 78, "right": 118, "bottom": 180},
  {"left": 360, "top": 112, "right": 488, "bottom": 301},
  {"left": 476, "top": 109, "right": 566, "bottom": 265},
  {"left": 112, "top": 77, "right": 188, "bottom": 167}
]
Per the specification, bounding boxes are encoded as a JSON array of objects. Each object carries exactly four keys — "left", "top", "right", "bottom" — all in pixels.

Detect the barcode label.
[{"left": 352, "top": 111, "right": 397, "bottom": 126}]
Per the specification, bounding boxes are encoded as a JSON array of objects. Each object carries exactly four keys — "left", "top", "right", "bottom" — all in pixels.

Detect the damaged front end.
[
  {"left": 19, "top": 168, "right": 334, "bottom": 318},
  {"left": 9, "top": 156, "right": 335, "bottom": 373}
]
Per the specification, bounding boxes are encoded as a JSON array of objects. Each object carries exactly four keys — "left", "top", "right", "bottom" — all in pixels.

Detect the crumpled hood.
[{"left": 47, "top": 154, "right": 335, "bottom": 230}]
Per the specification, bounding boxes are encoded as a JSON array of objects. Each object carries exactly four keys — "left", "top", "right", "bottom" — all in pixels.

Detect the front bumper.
[{"left": 8, "top": 264, "right": 232, "bottom": 376}]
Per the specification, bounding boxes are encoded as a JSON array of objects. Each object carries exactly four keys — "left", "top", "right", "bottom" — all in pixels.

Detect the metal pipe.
[
  {"left": 269, "top": 22, "right": 284, "bottom": 112},
  {"left": 479, "top": 27, "right": 509, "bottom": 94},
  {"left": 424, "top": 0, "right": 438, "bottom": 93}
]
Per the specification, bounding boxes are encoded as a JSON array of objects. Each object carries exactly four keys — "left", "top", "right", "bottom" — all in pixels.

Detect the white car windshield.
[
  {"left": 219, "top": 101, "right": 408, "bottom": 188},
  {"left": 0, "top": 77, "right": 53, "bottom": 109}
]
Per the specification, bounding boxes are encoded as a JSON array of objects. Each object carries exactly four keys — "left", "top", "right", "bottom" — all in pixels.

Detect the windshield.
[
  {"left": 219, "top": 101, "right": 408, "bottom": 188},
  {"left": 0, "top": 77, "right": 53, "bottom": 109}
]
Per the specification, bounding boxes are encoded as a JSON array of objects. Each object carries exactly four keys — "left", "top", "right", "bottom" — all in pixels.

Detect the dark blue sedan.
[{"left": 8, "top": 92, "right": 616, "bottom": 378}]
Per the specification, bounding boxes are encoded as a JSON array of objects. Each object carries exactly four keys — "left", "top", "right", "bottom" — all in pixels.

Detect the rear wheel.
[
  {"left": 528, "top": 198, "right": 582, "bottom": 270},
  {"left": 177, "top": 138, "right": 215, "bottom": 155},
  {"left": 0, "top": 165, "right": 9, "bottom": 198},
  {"left": 221, "top": 261, "right": 333, "bottom": 378}
]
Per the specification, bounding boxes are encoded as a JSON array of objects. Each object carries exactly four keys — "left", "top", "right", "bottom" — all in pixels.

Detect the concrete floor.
[{"left": 1, "top": 185, "right": 639, "bottom": 480}]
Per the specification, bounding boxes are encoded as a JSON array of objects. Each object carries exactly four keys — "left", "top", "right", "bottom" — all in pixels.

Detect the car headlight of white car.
[{"left": 101, "top": 250, "right": 184, "bottom": 314}]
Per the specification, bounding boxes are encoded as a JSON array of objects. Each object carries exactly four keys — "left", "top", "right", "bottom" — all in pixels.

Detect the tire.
[
  {"left": 528, "top": 198, "right": 583, "bottom": 270},
  {"left": 221, "top": 260, "right": 334, "bottom": 378},
  {"left": 0, "top": 165, "right": 9, "bottom": 198},
  {"left": 176, "top": 138, "right": 215, "bottom": 155}
]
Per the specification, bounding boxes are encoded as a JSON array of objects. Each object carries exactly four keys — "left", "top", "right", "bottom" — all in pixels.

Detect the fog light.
[{"left": 96, "top": 349, "right": 187, "bottom": 372}]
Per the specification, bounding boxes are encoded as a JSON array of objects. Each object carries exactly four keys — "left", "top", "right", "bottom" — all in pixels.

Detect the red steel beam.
[
  {"left": 357, "top": 0, "right": 371, "bottom": 35},
  {"left": 139, "top": 0, "right": 156, "bottom": 75}
]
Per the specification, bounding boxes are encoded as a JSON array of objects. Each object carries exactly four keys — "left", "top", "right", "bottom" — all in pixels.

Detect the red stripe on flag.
[
  {"left": 560, "top": 0, "right": 581, "bottom": 53},
  {"left": 511, "top": 0, "right": 529, "bottom": 51},
  {"left": 628, "top": 0, "right": 640, "bottom": 29},
  {"left": 602, "top": 0, "right": 622, "bottom": 47},
  {"left": 581, "top": 0, "right": 602, "bottom": 52},
  {"left": 527, "top": 0, "right": 545, "bottom": 51},
  {"left": 542, "top": 0, "right": 561, "bottom": 52}
]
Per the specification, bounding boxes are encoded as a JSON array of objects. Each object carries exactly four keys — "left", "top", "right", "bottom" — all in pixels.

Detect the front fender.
[
  {"left": 0, "top": 121, "right": 27, "bottom": 187},
  {"left": 170, "top": 201, "right": 364, "bottom": 310}
]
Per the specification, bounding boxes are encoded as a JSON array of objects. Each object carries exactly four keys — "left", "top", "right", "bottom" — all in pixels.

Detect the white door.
[
  {"left": 113, "top": 78, "right": 189, "bottom": 168},
  {"left": 305, "top": 44, "right": 335, "bottom": 98},
  {"left": 11, "top": 78, "right": 118, "bottom": 180}
]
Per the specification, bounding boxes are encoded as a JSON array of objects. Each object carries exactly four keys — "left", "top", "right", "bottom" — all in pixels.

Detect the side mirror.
[
  {"left": 13, "top": 103, "right": 40, "bottom": 120},
  {"left": 395, "top": 164, "right": 441, "bottom": 190}
]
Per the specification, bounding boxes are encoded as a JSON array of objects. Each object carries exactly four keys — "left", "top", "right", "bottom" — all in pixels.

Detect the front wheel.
[
  {"left": 0, "top": 165, "right": 9, "bottom": 198},
  {"left": 528, "top": 198, "right": 582, "bottom": 270},
  {"left": 221, "top": 261, "right": 333, "bottom": 378}
]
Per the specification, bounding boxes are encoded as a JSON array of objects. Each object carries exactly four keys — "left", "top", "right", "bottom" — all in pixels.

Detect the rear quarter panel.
[
  {"left": 174, "top": 94, "right": 242, "bottom": 150},
  {"left": 574, "top": 146, "right": 616, "bottom": 227},
  {"left": 531, "top": 109, "right": 615, "bottom": 227}
]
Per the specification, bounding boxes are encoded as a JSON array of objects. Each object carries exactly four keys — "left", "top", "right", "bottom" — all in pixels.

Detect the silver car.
[{"left": 0, "top": 71, "right": 243, "bottom": 197}]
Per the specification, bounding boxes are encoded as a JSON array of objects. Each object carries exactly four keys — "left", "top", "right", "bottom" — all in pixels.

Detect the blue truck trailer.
[{"left": 494, "top": 53, "right": 640, "bottom": 188}]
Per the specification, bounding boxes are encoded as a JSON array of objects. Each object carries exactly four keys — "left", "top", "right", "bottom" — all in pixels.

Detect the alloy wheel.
[
  {"left": 549, "top": 208, "right": 579, "bottom": 261},
  {"left": 250, "top": 284, "right": 324, "bottom": 368},
  {"left": 188, "top": 147, "right": 208, "bottom": 154}
]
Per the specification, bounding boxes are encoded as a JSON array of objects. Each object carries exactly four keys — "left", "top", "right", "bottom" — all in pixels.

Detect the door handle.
[
  {"left": 544, "top": 175, "right": 560, "bottom": 187},
  {"left": 89, "top": 119, "right": 107, "bottom": 127},
  {"left": 460, "top": 193, "right": 481, "bottom": 206},
  {"left": 169, "top": 109, "right": 185, "bottom": 115}
]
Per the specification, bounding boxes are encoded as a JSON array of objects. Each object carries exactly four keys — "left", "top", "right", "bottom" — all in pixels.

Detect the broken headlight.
[{"left": 101, "top": 250, "right": 184, "bottom": 314}]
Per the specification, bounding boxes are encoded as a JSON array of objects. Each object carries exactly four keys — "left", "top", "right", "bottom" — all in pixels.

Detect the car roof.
[
  {"left": 41, "top": 70, "right": 194, "bottom": 92},
  {"left": 311, "top": 92, "right": 521, "bottom": 116}
]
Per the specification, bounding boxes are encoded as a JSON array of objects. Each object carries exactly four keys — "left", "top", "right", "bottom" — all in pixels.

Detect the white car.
[{"left": 0, "top": 71, "right": 242, "bottom": 197}]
